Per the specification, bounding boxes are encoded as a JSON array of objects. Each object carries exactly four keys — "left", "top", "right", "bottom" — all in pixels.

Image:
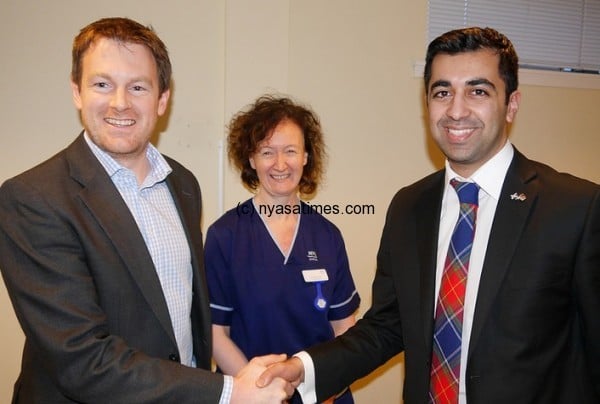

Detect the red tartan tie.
[{"left": 429, "top": 180, "right": 479, "bottom": 404}]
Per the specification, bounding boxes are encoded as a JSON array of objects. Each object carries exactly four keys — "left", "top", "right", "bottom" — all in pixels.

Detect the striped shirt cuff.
[{"left": 219, "top": 375, "right": 233, "bottom": 404}]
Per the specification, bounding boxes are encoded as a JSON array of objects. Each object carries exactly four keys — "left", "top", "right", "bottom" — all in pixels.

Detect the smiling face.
[
  {"left": 71, "top": 38, "right": 170, "bottom": 169},
  {"left": 249, "top": 119, "right": 308, "bottom": 204},
  {"left": 426, "top": 49, "right": 520, "bottom": 178}
]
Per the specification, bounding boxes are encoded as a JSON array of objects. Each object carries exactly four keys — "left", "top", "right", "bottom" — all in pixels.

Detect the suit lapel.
[
  {"left": 417, "top": 172, "right": 445, "bottom": 356},
  {"left": 163, "top": 165, "right": 207, "bottom": 307},
  {"left": 164, "top": 166, "right": 196, "bottom": 251},
  {"left": 66, "top": 134, "right": 177, "bottom": 346},
  {"left": 467, "top": 150, "right": 538, "bottom": 357},
  {"left": 164, "top": 160, "right": 212, "bottom": 365},
  {"left": 164, "top": 167, "right": 206, "bottom": 313}
]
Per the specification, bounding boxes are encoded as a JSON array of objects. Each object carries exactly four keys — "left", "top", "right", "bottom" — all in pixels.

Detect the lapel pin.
[{"left": 510, "top": 192, "right": 527, "bottom": 201}]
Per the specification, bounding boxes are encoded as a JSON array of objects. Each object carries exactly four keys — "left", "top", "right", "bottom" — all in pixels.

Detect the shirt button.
[{"left": 169, "top": 354, "right": 180, "bottom": 362}]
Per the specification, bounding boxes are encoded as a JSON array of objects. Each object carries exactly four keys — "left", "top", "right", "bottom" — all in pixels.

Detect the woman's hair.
[
  {"left": 227, "top": 95, "right": 326, "bottom": 195},
  {"left": 71, "top": 17, "right": 171, "bottom": 96}
]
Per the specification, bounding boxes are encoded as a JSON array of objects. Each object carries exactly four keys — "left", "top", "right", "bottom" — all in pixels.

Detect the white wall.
[{"left": 1, "top": 0, "right": 599, "bottom": 402}]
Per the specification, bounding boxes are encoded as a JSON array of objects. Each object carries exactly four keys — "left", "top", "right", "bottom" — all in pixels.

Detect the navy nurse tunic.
[{"left": 205, "top": 199, "right": 360, "bottom": 403}]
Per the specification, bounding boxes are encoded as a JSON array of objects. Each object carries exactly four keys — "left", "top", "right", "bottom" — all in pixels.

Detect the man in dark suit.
[
  {"left": 0, "top": 17, "right": 291, "bottom": 403},
  {"left": 258, "top": 27, "right": 600, "bottom": 403}
]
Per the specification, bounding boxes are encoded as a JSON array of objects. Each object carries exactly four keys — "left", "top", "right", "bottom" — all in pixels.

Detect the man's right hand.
[
  {"left": 231, "top": 354, "right": 294, "bottom": 403},
  {"left": 256, "top": 356, "right": 305, "bottom": 390}
]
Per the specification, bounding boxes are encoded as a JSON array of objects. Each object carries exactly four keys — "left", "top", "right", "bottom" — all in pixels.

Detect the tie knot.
[{"left": 450, "top": 179, "right": 479, "bottom": 205}]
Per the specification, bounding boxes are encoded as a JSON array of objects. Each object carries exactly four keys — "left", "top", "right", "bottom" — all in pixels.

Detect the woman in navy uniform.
[{"left": 205, "top": 95, "right": 360, "bottom": 403}]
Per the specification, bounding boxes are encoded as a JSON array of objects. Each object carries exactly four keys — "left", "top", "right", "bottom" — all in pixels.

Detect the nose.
[
  {"left": 274, "top": 152, "right": 287, "bottom": 170},
  {"left": 446, "top": 95, "right": 469, "bottom": 120},
  {"left": 110, "top": 87, "right": 131, "bottom": 111}
]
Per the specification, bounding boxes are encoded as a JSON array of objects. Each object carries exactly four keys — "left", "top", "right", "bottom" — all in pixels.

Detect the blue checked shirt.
[{"left": 84, "top": 134, "right": 194, "bottom": 367}]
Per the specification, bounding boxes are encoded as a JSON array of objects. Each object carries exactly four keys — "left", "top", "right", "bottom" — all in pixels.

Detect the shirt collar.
[
  {"left": 444, "top": 140, "right": 514, "bottom": 200},
  {"left": 83, "top": 131, "right": 172, "bottom": 186}
]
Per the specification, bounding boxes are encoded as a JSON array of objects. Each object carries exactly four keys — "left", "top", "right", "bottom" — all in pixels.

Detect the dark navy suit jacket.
[{"left": 307, "top": 149, "right": 600, "bottom": 404}]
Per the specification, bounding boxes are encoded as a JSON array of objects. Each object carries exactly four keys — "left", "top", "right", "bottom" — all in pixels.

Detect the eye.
[
  {"left": 91, "top": 81, "right": 112, "bottom": 93},
  {"left": 432, "top": 90, "right": 450, "bottom": 99},
  {"left": 285, "top": 149, "right": 298, "bottom": 155},
  {"left": 131, "top": 85, "right": 146, "bottom": 92},
  {"left": 472, "top": 88, "right": 489, "bottom": 96}
]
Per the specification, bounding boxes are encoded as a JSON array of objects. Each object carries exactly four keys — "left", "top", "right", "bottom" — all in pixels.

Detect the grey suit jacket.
[
  {"left": 0, "top": 134, "right": 223, "bottom": 403},
  {"left": 307, "top": 149, "right": 600, "bottom": 403}
]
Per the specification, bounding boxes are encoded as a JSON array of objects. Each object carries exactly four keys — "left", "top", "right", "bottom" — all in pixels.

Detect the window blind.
[{"left": 428, "top": 0, "right": 600, "bottom": 73}]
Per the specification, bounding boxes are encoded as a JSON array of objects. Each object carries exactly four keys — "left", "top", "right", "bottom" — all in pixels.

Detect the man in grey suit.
[
  {"left": 0, "top": 17, "right": 291, "bottom": 403},
  {"left": 258, "top": 27, "right": 600, "bottom": 403}
]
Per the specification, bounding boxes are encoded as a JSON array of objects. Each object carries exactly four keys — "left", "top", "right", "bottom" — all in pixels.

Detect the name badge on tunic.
[
  {"left": 302, "top": 269, "right": 329, "bottom": 283},
  {"left": 302, "top": 269, "right": 329, "bottom": 311}
]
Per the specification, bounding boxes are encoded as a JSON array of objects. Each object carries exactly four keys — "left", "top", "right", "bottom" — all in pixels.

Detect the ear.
[
  {"left": 157, "top": 89, "right": 170, "bottom": 116},
  {"left": 249, "top": 156, "right": 256, "bottom": 169},
  {"left": 71, "top": 80, "right": 83, "bottom": 110},
  {"left": 506, "top": 90, "right": 521, "bottom": 123},
  {"left": 303, "top": 151, "right": 308, "bottom": 166}
]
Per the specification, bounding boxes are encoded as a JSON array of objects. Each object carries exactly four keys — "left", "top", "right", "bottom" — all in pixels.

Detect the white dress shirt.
[
  {"left": 84, "top": 134, "right": 194, "bottom": 366},
  {"left": 84, "top": 134, "right": 236, "bottom": 403},
  {"left": 439, "top": 141, "right": 513, "bottom": 404}
]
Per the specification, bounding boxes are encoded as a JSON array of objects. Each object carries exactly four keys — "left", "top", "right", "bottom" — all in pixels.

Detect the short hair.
[
  {"left": 424, "top": 27, "right": 519, "bottom": 104},
  {"left": 71, "top": 17, "right": 171, "bottom": 95},
  {"left": 227, "top": 95, "right": 326, "bottom": 196}
]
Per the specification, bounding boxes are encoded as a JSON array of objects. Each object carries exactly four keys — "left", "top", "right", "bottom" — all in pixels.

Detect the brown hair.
[
  {"left": 228, "top": 95, "right": 326, "bottom": 196},
  {"left": 71, "top": 17, "right": 171, "bottom": 95}
]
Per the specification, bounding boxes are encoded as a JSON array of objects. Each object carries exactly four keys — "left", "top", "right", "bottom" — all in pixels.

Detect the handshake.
[{"left": 230, "top": 354, "right": 306, "bottom": 404}]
